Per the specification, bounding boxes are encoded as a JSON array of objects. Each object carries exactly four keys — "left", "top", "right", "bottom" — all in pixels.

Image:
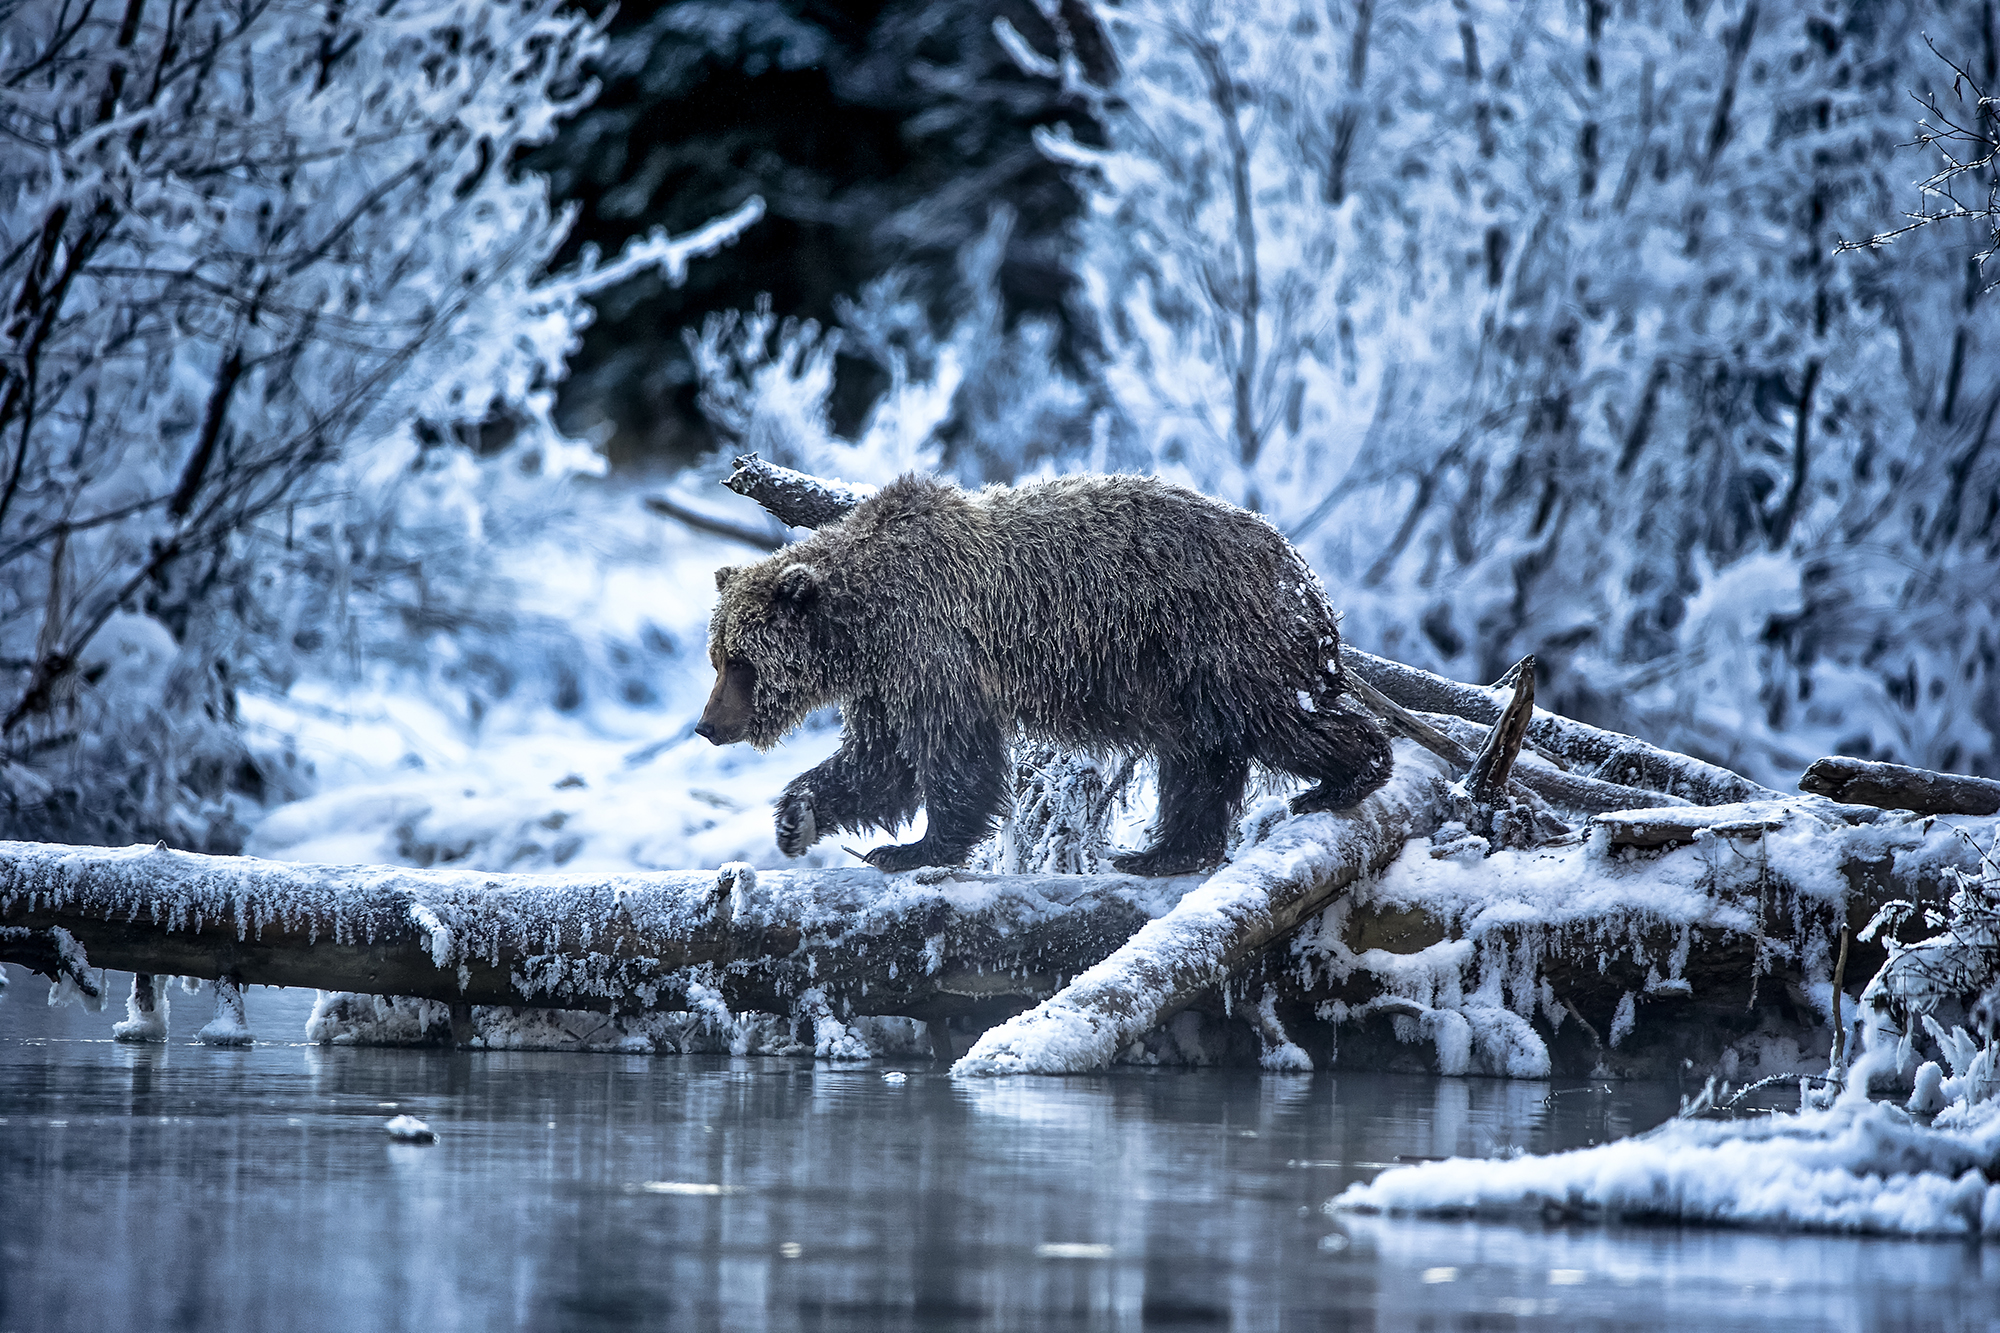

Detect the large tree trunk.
[
  {"left": 2, "top": 745, "right": 1449, "bottom": 1032},
  {"left": 0, "top": 841, "right": 1172, "bottom": 1026}
]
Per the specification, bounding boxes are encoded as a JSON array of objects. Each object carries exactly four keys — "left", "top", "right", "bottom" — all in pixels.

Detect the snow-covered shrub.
[
  {"left": 0, "top": 0, "right": 756, "bottom": 848},
  {"left": 689, "top": 207, "right": 1094, "bottom": 491},
  {"left": 1039, "top": 0, "right": 2000, "bottom": 787},
  {"left": 1860, "top": 829, "right": 2000, "bottom": 1108}
]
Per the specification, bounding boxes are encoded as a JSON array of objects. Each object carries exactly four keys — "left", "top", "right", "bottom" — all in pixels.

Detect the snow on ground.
[
  {"left": 1332, "top": 1093, "right": 2000, "bottom": 1239},
  {"left": 239, "top": 474, "right": 866, "bottom": 876}
]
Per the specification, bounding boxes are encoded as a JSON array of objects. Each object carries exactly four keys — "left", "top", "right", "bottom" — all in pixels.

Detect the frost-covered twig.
[
  {"left": 641, "top": 494, "right": 784, "bottom": 551},
  {"left": 1833, "top": 38, "right": 1999, "bottom": 287}
]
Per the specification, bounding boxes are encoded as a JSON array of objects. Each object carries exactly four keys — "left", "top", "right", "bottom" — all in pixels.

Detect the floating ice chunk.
[
  {"left": 882, "top": 1071, "right": 908, "bottom": 1085},
  {"left": 384, "top": 1115, "right": 436, "bottom": 1143}
]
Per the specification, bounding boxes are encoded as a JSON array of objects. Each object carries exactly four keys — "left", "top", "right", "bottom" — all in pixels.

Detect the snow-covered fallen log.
[
  {"left": 1332, "top": 845, "right": 2000, "bottom": 1239},
  {"left": 1801, "top": 755, "right": 2000, "bottom": 816},
  {"left": 1258, "top": 802, "right": 1998, "bottom": 1081},
  {"left": 950, "top": 749, "right": 1456, "bottom": 1075},
  {"left": 1342, "top": 649, "right": 1783, "bottom": 806},
  {"left": 0, "top": 840, "right": 1193, "bottom": 1028}
]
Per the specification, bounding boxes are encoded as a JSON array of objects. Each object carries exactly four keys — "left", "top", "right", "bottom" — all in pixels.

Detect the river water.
[{"left": 3, "top": 967, "right": 1994, "bottom": 1332}]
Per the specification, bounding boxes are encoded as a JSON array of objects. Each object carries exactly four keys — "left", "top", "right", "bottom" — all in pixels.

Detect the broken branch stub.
[
  {"left": 1799, "top": 756, "right": 2000, "bottom": 817},
  {"left": 1464, "top": 655, "right": 1535, "bottom": 803},
  {"left": 718, "top": 453, "right": 877, "bottom": 531}
]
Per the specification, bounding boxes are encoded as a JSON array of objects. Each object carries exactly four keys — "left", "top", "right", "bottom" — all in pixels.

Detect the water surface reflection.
[{"left": 3, "top": 970, "right": 1994, "bottom": 1331}]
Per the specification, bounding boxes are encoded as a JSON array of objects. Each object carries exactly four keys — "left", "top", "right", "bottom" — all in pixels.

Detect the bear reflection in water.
[{"left": 698, "top": 473, "right": 1391, "bottom": 876}]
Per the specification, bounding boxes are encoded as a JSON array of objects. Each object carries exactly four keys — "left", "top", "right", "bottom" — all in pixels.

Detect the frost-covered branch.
[
  {"left": 718, "top": 453, "right": 879, "bottom": 530},
  {"left": 1342, "top": 649, "right": 1783, "bottom": 806},
  {"left": 1834, "top": 38, "right": 2000, "bottom": 287}
]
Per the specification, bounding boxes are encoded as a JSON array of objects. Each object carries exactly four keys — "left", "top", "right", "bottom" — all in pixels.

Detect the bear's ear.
[
  {"left": 776, "top": 563, "right": 822, "bottom": 611},
  {"left": 714, "top": 566, "right": 739, "bottom": 593}
]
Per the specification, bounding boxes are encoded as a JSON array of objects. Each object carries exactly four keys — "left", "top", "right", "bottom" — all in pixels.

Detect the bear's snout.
[{"left": 697, "top": 658, "right": 757, "bottom": 745}]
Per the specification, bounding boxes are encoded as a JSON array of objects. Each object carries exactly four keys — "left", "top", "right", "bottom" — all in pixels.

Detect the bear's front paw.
[{"left": 774, "top": 788, "right": 819, "bottom": 858}]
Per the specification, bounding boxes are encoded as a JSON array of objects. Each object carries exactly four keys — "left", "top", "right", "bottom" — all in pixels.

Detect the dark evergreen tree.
[{"left": 530, "top": 0, "right": 1110, "bottom": 466}]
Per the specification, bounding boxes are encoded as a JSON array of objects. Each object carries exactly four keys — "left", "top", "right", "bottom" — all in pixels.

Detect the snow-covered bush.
[
  {"left": 1859, "top": 829, "right": 2000, "bottom": 1108},
  {"left": 689, "top": 207, "right": 1095, "bottom": 491},
  {"left": 1036, "top": 0, "right": 2000, "bottom": 787},
  {"left": 0, "top": 0, "right": 755, "bottom": 848}
]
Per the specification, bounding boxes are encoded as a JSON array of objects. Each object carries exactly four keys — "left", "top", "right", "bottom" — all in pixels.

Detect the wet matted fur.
[{"left": 700, "top": 473, "right": 1391, "bottom": 875}]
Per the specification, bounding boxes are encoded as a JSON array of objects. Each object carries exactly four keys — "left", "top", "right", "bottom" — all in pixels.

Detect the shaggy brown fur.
[{"left": 698, "top": 474, "right": 1391, "bottom": 875}]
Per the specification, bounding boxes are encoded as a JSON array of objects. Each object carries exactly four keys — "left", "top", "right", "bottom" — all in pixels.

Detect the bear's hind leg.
[
  {"left": 1263, "top": 701, "right": 1393, "bottom": 816},
  {"left": 862, "top": 714, "right": 1009, "bottom": 873},
  {"left": 1111, "top": 749, "right": 1249, "bottom": 878}
]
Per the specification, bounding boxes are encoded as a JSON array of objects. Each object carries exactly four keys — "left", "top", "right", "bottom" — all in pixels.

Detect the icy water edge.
[{"left": 2, "top": 969, "right": 1995, "bottom": 1333}]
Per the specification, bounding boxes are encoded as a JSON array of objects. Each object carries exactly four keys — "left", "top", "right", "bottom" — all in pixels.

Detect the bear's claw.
[{"left": 775, "top": 788, "right": 818, "bottom": 857}]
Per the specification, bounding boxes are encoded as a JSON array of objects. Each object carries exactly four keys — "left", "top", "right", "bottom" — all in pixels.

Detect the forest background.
[{"left": 1, "top": 0, "right": 1996, "bottom": 878}]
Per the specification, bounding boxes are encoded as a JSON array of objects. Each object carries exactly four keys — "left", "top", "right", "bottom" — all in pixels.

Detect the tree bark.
[{"left": 1799, "top": 756, "right": 2000, "bottom": 816}]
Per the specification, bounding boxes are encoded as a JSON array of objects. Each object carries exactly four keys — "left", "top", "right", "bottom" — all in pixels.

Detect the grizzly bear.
[{"left": 697, "top": 473, "right": 1391, "bottom": 876}]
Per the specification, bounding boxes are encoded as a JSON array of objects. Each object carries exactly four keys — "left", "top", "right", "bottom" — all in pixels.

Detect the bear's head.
[{"left": 698, "top": 559, "right": 835, "bottom": 749}]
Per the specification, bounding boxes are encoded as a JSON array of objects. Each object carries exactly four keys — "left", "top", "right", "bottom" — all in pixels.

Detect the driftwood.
[
  {"left": 1413, "top": 711, "right": 1698, "bottom": 815},
  {"left": 1800, "top": 756, "right": 2000, "bottom": 816}
]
